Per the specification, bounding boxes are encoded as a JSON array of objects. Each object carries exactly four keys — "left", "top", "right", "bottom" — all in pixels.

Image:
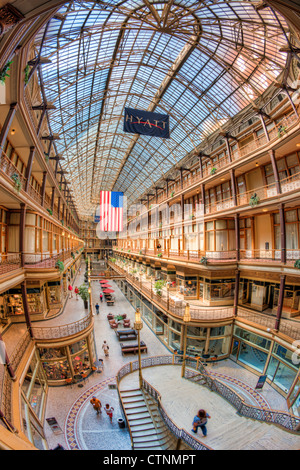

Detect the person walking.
[
  {"left": 102, "top": 341, "right": 109, "bottom": 357},
  {"left": 104, "top": 404, "right": 114, "bottom": 423},
  {"left": 95, "top": 303, "right": 100, "bottom": 314},
  {"left": 100, "top": 293, "right": 103, "bottom": 302},
  {"left": 191, "top": 409, "right": 211, "bottom": 437},
  {"left": 68, "top": 284, "right": 73, "bottom": 298},
  {"left": 90, "top": 396, "right": 102, "bottom": 415},
  {"left": 74, "top": 286, "right": 79, "bottom": 300}
]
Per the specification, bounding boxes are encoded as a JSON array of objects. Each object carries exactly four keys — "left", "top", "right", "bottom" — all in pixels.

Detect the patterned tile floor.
[{"left": 44, "top": 268, "right": 290, "bottom": 450}]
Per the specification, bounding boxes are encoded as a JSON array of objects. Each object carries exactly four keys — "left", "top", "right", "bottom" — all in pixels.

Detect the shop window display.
[
  {"left": 266, "top": 356, "right": 297, "bottom": 394},
  {"left": 42, "top": 359, "right": 71, "bottom": 380},
  {"left": 238, "top": 341, "right": 269, "bottom": 373}
]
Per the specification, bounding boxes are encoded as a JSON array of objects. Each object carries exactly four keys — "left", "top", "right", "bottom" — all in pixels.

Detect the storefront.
[
  {"left": 231, "top": 326, "right": 300, "bottom": 406},
  {"left": 2, "top": 285, "right": 47, "bottom": 319},
  {"left": 21, "top": 351, "right": 48, "bottom": 449},
  {"left": 238, "top": 278, "right": 300, "bottom": 315},
  {"left": 38, "top": 333, "right": 96, "bottom": 384}
]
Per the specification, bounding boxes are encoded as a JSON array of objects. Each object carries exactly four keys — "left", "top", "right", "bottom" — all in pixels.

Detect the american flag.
[{"left": 100, "top": 191, "right": 124, "bottom": 232}]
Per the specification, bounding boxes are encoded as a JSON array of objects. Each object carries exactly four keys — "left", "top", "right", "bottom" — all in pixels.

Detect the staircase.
[{"left": 119, "top": 389, "right": 182, "bottom": 450}]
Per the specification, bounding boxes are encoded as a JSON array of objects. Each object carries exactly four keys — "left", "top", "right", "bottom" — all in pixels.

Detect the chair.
[
  {"left": 65, "top": 378, "right": 73, "bottom": 388},
  {"left": 123, "top": 319, "right": 130, "bottom": 328},
  {"left": 109, "top": 320, "right": 118, "bottom": 329},
  {"left": 81, "top": 372, "right": 89, "bottom": 383}
]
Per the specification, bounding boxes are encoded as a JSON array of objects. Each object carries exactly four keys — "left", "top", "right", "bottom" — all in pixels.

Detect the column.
[
  {"left": 51, "top": 187, "right": 55, "bottom": 211},
  {"left": 41, "top": 171, "right": 47, "bottom": 207},
  {"left": 24, "top": 146, "right": 35, "bottom": 192},
  {"left": 259, "top": 113, "right": 270, "bottom": 142},
  {"left": 0, "top": 102, "right": 18, "bottom": 158},
  {"left": 233, "top": 269, "right": 240, "bottom": 316},
  {"left": 19, "top": 203, "right": 26, "bottom": 267},
  {"left": 224, "top": 136, "right": 232, "bottom": 163},
  {"left": 275, "top": 275, "right": 286, "bottom": 331},
  {"left": 198, "top": 155, "right": 203, "bottom": 179},
  {"left": 21, "top": 281, "right": 33, "bottom": 338},
  {"left": 279, "top": 203, "right": 286, "bottom": 264},
  {"left": 269, "top": 150, "right": 281, "bottom": 194},
  {"left": 230, "top": 168, "right": 237, "bottom": 206},
  {"left": 234, "top": 213, "right": 240, "bottom": 261}
]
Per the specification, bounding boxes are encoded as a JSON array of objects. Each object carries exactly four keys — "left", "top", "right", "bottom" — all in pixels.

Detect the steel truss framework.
[{"left": 30, "top": 0, "right": 291, "bottom": 217}]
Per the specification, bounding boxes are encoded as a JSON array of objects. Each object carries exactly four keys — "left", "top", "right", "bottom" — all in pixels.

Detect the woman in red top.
[
  {"left": 68, "top": 284, "right": 73, "bottom": 298},
  {"left": 74, "top": 286, "right": 79, "bottom": 300}
]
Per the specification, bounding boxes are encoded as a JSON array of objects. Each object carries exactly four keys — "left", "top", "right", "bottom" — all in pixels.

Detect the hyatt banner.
[{"left": 124, "top": 108, "right": 170, "bottom": 138}]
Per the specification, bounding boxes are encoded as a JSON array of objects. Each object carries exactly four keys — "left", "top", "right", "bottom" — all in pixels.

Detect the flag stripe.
[{"left": 100, "top": 191, "right": 123, "bottom": 232}]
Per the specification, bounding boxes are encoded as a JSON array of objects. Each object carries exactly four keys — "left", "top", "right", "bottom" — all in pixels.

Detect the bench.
[
  {"left": 116, "top": 329, "right": 137, "bottom": 341},
  {"left": 120, "top": 341, "right": 147, "bottom": 355}
]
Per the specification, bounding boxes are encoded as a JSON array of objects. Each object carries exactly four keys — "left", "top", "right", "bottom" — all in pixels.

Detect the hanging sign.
[{"left": 124, "top": 107, "right": 170, "bottom": 138}]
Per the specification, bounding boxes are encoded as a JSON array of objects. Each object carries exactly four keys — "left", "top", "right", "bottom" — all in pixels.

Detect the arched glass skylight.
[{"left": 32, "top": 0, "right": 289, "bottom": 216}]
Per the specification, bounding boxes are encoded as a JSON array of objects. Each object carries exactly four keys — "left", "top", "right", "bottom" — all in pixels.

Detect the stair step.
[
  {"left": 128, "top": 412, "right": 151, "bottom": 421},
  {"left": 122, "top": 398, "right": 145, "bottom": 405},
  {"left": 122, "top": 401, "right": 146, "bottom": 408},
  {"left": 126, "top": 408, "right": 148, "bottom": 416},
  {"left": 129, "top": 419, "right": 153, "bottom": 427},
  {"left": 134, "top": 443, "right": 163, "bottom": 450},
  {"left": 133, "top": 434, "right": 165, "bottom": 444},
  {"left": 130, "top": 424, "right": 156, "bottom": 433}
]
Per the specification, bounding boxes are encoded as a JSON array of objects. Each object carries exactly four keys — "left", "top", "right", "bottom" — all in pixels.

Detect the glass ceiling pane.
[{"left": 31, "top": 0, "right": 289, "bottom": 217}]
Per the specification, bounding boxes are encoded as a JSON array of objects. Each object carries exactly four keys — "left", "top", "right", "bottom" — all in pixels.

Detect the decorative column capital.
[{"left": 0, "top": 4, "right": 24, "bottom": 37}]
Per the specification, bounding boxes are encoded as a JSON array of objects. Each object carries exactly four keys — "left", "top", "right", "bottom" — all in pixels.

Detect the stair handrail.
[
  {"left": 142, "top": 378, "right": 212, "bottom": 450},
  {"left": 184, "top": 357, "right": 300, "bottom": 434}
]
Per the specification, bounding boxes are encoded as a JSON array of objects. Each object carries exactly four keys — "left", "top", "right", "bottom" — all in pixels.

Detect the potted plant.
[
  {"left": 78, "top": 284, "right": 89, "bottom": 309},
  {"left": 24, "top": 64, "right": 30, "bottom": 84},
  {"left": 71, "top": 251, "right": 75, "bottom": 259},
  {"left": 55, "top": 260, "right": 65, "bottom": 272},
  {"left": 157, "top": 252, "right": 162, "bottom": 258},
  {"left": 47, "top": 208, "right": 53, "bottom": 216},
  {"left": 210, "top": 167, "right": 217, "bottom": 175},
  {"left": 277, "top": 125, "right": 287, "bottom": 138},
  {"left": 11, "top": 173, "right": 21, "bottom": 192},
  {"left": 154, "top": 280, "right": 165, "bottom": 296},
  {"left": 0, "top": 60, "right": 13, "bottom": 84},
  {"left": 139, "top": 250, "right": 142, "bottom": 255},
  {"left": 171, "top": 191, "right": 175, "bottom": 197},
  {"left": 200, "top": 256, "right": 208, "bottom": 266},
  {"left": 294, "top": 260, "right": 300, "bottom": 269},
  {"left": 249, "top": 193, "right": 260, "bottom": 207},
  {"left": 109, "top": 257, "right": 116, "bottom": 263}
]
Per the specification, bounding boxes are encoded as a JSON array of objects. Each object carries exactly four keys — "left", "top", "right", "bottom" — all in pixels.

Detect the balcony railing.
[
  {"left": 0, "top": 150, "right": 26, "bottom": 191},
  {"left": 31, "top": 314, "right": 92, "bottom": 340},
  {"left": 109, "top": 262, "right": 234, "bottom": 321},
  {"left": 0, "top": 253, "right": 22, "bottom": 276},
  {"left": 129, "top": 110, "right": 299, "bottom": 217}
]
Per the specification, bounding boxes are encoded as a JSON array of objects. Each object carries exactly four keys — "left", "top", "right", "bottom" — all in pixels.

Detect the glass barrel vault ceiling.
[{"left": 32, "top": 0, "right": 290, "bottom": 217}]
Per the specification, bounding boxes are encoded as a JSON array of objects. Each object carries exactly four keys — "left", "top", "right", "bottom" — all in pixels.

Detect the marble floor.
[{"left": 43, "top": 268, "right": 295, "bottom": 451}]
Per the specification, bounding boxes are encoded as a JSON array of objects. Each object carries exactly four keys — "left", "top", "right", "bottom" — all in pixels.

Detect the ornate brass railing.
[
  {"left": 184, "top": 356, "right": 300, "bottom": 434},
  {"left": 31, "top": 313, "right": 92, "bottom": 340},
  {"left": 116, "top": 355, "right": 212, "bottom": 450}
]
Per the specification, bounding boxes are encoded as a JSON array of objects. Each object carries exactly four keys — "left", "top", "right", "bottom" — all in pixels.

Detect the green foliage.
[
  {"left": 210, "top": 167, "right": 217, "bottom": 175},
  {"left": 200, "top": 256, "right": 208, "bottom": 266},
  {"left": 11, "top": 173, "right": 21, "bottom": 192},
  {"left": 78, "top": 284, "right": 89, "bottom": 302},
  {"left": 24, "top": 64, "right": 30, "bottom": 84},
  {"left": 47, "top": 208, "right": 53, "bottom": 216},
  {"left": 154, "top": 279, "right": 166, "bottom": 296},
  {"left": 294, "top": 260, "right": 300, "bottom": 269},
  {"left": 0, "top": 60, "right": 13, "bottom": 84},
  {"left": 157, "top": 252, "right": 162, "bottom": 258},
  {"left": 249, "top": 193, "right": 260, "bottom": 207},
  {"left": 55, "top": 260, "right": 65, "bottom": 272},
  {"left": 109, "top": 257, "right": 116, "bottom": 263}
]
